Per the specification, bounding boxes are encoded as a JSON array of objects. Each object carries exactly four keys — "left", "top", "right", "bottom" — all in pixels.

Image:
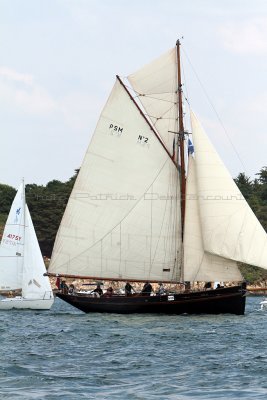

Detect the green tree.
[
  {"left": 234, "top": 172, "right": 253, "bottom": 200},
  {"left": 26, "top": 171, "right": 78, "bottom": 257},
  {"left": 0, "top": 184, "right": 16, "bottom": 236}
]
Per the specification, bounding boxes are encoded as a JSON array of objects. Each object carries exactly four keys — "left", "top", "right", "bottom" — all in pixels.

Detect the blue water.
[{"left": 0, "top": 296, "right": 266, "bottom": 399}]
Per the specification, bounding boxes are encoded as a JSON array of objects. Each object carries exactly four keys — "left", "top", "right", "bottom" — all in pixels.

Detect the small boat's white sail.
[
  {"left": 49, "top": 79, "right": 182, "bottom": 282},
  {"left": 1, "top": 182, "right": 25, "bottom": 252},
  {"left": 22, "top": 205, "right": 53, "bottom": 300},
  {"left": 0, "top": 246, "right": 22, "bottom": 291},
  {"left": 128, "top": 48, "right": 178, "bottom": 154},
  {"left": 0, "top": 182, "right": 25, "bottom": 290},
  {"left": 0, "top": 181, "right": 54, "bottom": 309},
  {"left": 190, "top": 111, "right": 267, "bottom": 270},
  {"left": 183, "top": 155, "right": 242, "bottom": 282}
]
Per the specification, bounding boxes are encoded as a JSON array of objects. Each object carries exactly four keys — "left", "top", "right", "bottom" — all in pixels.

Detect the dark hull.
[{"left": 57, "top": 285, "right": 246, "bottom": 315}]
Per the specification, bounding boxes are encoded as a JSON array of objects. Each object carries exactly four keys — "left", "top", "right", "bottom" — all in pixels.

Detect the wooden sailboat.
[
  {"left": 47, "top": 40, "right": 267, "bottom": 315},
  {"left": 0, "top": 180, "right": 54, "bottom": 310}
]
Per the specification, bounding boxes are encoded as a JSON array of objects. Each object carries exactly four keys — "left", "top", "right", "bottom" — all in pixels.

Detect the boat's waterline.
[{"left": 0, "top": 296, "right": 54, "bottom": 310}]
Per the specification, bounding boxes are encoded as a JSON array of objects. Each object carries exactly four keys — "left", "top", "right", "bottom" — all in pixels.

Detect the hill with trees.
[
  {"left": 0, "top": 167, "right": 266, "bottom": 284},
  {"left": 0, "top": 170, "right": 78, "bottom": 258}
]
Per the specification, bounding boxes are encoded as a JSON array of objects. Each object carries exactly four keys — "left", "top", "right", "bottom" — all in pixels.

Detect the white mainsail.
[
  {"left": 183, "top": 155, "right": 243, "bottom": 282},
  {"left": 49, "top": 79, "right": 182, "bottom": 282},
  {"left": 190, "top": 111, "right": 267, "bottom": 270},
  {"left": 0, "top": 182, "right": 25, "bottom": 290},
  {"left": 128, "top": 48, "right": 178, "bottom": 154}
]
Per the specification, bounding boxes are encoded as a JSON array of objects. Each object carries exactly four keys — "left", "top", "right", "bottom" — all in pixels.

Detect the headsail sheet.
[
  {"left": 49, "top": 79, "right": 181, "bottom": 282},
  {"left": 183, "top": 155, "right": 243, "bottom": 282},
  {"left": 128, "top": 48, "right": 178, "bottom": 154},
  {"left": 191, "top": 111, "right": 267, "bottom": 270}
]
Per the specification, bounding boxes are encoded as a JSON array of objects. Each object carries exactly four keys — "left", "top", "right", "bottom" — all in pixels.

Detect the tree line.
[
  {"left": 0, "top": 170, "right": 78, "bottom": 257},
  {"left": 0, "top": 167, "right": 267, "bottom": 283}
]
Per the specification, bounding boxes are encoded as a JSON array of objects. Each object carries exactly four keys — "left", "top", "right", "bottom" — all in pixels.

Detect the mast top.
[{"left": 176, "top": 37, "right": 183, "bottom": 47}]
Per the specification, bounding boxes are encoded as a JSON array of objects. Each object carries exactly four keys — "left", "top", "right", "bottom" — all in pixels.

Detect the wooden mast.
[{"left": 176, "top": 39, "right": 186, "bottom": 238}]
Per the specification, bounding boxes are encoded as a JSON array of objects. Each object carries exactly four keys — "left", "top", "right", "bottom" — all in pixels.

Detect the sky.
[{"left": 1, "top": 0, "right": 267, "bottom": 188}]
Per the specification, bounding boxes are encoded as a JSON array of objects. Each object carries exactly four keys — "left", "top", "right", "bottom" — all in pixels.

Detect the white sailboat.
[
  {"left": 47, "top": 40, "right": 267, "bottom": 315},
  {"left": 0, "top": 181, "right": 54, "bottom": 309}
]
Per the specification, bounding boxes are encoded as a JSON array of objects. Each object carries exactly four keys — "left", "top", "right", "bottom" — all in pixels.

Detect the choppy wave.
[{"left": 0, "top": 297, "right": 267, "bottom": 399}]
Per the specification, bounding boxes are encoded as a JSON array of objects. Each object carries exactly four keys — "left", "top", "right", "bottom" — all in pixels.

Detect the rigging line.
[
  {"left": 122, "top": 79, "right": 178, "bottom": 138},
  {"left": 136, "top": 100, "right": 177, "bottom": 125},
  {"left": 132, "top": 92, "right": 177, "bottom": 104},
  {"left": 181, "top": 52, "right": 190, "bottom": 108},
  {"left": 122, "top": 82, "right": 178, "bottom": 97},
  {"left": 54, "top": 157, "right": 172, "bottom": 269},
  {"left": 148, "top": 162, "right": 181, "bottom": 279},
  {"left": 181, "top": 54, "right": 190, "bottom": 135},
  {"left": 136, "top": 95, "right": 177, "bottom": 105},
  {"left": 140, "top": 112, "right": 177, "bottom": 121},
  {"left": 117, "top": 75, "right": 177, "bottom": 166},
  {"left": 182, "top": 47, "right": 247, "bottom": 174},
  {"left": 148, "top": 177, "right": 172, "bottom": 276},
  {"left": 149, "top": 184, "right": 153, "bottom": 269},
  {"left": 152, "top": 103, "right": 177, "bottom": 120}
]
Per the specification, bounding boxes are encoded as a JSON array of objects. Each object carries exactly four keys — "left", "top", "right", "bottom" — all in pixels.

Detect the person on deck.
[
  {"left": 55, "top": 275, "right": 61, "bottom": 289},
  {"left": 92, "top": 284, "right": 103, "bottom": 296},
  {"left": 60, "top": 280, "right": 69, "bottom": 294},
  {"left": 103, "top": 287, "right": 113, "bottom": 297},
  {"left": 141, "top": 282, "right": 153, "bottom": 296},
  {"left": 68, "top": 284, "right": 75, "bottom": 295},
  {"left": 157, "top": 282, "right": 165, "bottom": 295},
  {"left": 125, "top": 282, "right": 134, "bottom": 296}
]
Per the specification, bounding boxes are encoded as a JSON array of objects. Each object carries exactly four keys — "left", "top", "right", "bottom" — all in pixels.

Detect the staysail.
[
  {"left": 22, "top": 205, "right": 53, "bottom": 299},
  {"left": 49, "top": 79, "right": 182, "bottom": 282},
  {"left": 183, "top": 155, "right": 243, "bottom": 282},
  {"left": 0, "top": 182, "right": 25, "bottom": 290},
  {"left": 189, "top": 111, "right": 267, "bottom": 270}
]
